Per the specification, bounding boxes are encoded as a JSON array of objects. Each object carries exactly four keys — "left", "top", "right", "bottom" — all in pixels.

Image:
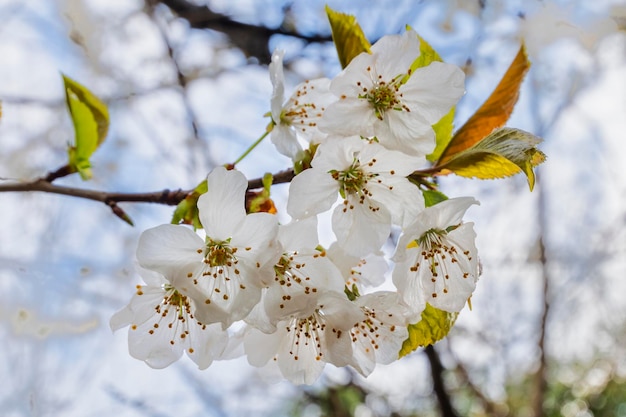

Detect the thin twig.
[
  {"left": 425, "top": 345, "right": 460, "bottom": 417},
  {"left": 146, "top": 1, "right": 201, "bottom": 140},
  {"left": 447, "top": 342, "right": 504, "bottom": 416},
  {"left": 532, "top": 173, "right": 550, "bottom": 417}
]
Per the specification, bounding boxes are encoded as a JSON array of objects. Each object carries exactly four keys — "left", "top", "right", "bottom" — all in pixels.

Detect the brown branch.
[
  {"left": 0, "top": 168, "right": 296, "bottom": 223},
  {"left": 247, "top": 168, "right": 294, "bottom": 189},
  {"left": 447, "top": 344, "right": 504, "bottom": 416},
  {"left": 44, "top": 164, "right": 74, "bottom": 182},
  {"left": 532, "top": 173, "right": 550, "bottom": 417},
  {"left": 425, "top": 345, "right": 460, "bottom": 417},
  {"left": 0, "top": 178, "right": 190, "bottom": 205},
  {"left": 148, "top": 0, "right": 332, "bottom": 64}
]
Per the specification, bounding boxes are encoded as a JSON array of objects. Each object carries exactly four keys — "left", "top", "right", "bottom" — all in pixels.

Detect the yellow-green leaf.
[
  {"left": 437, "top": 127, "right": 546, "bottom": 190},
  {"left": 428, "top": 107, "right": 456, "bottom": 162},
  {"left": 325, "top": 6, "right": 371, "bottom": 68},
  {"left": 171, "top": 179, "right": 207, "bottom": 229},
  {"left": 437, "top": 45, "right": 530, "bottom": 165},
  {"left": 406, "top": 32, "right": 443, "bottom": 76},
  {"left": 247, "top": 173, "right": 277, "bottom": 214},
  {"left": 399, "top": 304, "right": 458, "bottom": 358},
  {"left": 63, "top": 74, "right": 109, "bottom": 180},
  {"left": 422, "top": 189, "right": 448, "bottom": 208}
]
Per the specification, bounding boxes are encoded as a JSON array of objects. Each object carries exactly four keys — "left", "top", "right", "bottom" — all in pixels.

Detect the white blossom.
[
  {"left": 110, "top": 268, "right": 227, "bottom": 370},
  {"left": 287, "top": 136, "right": 425, "bottom": 256},
  {"left": 327, "top": 242, "right": 388, "bottom": 290},
  {"left": 260, "top": 217, "right": 346, "bottom": 328},
  {"left": 393, "top": 197, "right": 480, "bottom": 316},
  {"left": 346, "top": 292, "right": 410, "bottom": 376},
  {"left": 319, "top": 29, "right": 465, "bottom": 156},
  {"left": 269, "top": 50, "right": 334, "bottom": 159},
  {"left": 136, "top": 167, "right": 280, "bottom": 328},
  {"left": 244, "top": 291, "right": 364, "bottom": 385}
]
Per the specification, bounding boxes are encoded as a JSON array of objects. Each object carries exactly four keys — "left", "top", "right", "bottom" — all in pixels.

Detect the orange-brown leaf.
[{"left": 437, "top": 45, "right": 530, "bottom": 165}]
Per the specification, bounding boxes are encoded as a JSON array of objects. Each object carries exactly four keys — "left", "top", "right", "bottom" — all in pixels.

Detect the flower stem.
[{"left": 232, "top": 129, "right": 271, "bottom": 166}]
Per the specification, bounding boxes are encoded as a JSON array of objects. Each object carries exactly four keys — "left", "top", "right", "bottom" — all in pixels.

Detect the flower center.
[
  {"left": 330, "top": 159, "right": 375, "bottom": 199},
  {"left": 183, "top": 238, "right": 244, "bottom": 305},
  {"left": 350, "top": 305, "right": 396, "bottom": 353},
  {"left": 365, "top": 83, "right": 400, "bottom": 119},
  {"left": 285, "top": 311, "right": 327, "bottom": 361},
  {"left": 142, "top": 285, "right": 207, "bottom": 350},
  {"left": 273, "top": 253, "right": 319, "bottom": 310},
  {"left": 357, "top": 72, "right": 406, "bottom": 120},
  {"left": 205, "top": 238, "right": 235, "bottom": 267},
  {"left": 416, "top": 228, "right": 446, "bottom": 250},
  {"left": 280, "top": 81, "right": 325, "bottom": 133},
  {"left": 408, "top": 227, "right": 474, "bottom": 299}
]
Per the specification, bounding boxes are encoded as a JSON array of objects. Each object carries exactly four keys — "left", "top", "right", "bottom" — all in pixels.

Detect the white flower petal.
[
  {"left": 328, "top": 243, "right": 389, "bottom": 289},
  {"left": 402, "top": 61, "right": 466, "bottom": 124},
  {"left": 264, "top": 253, "right": 344, "bottom": 323},
  {"left": 332, "top": 198, "right": 391, "bottom": 257},
  {"left": 117, "top": 281, "right": 226, "bottom": 370},
  {"left": 275, "top": 320, "right": 327, "bottom": 385},
  {"left": 370, "top": 30, "right": 421, "bottom": 80},
  {"left": 347, "top": 291, "right": 411, "bottom": 376},
  {"left": 425, "top": 224, "right": 478, "bottom": 312},
  {"left": 244, "top": 290, "right": 278, "bottom": 334},
  {"left": 318, "top": 99, "right": 375, "bottom": 137},
  {"left": 174, "top": 261, "right": 263, "bottom": 328},
  {"left": 231, "top": 212, "right": 280, "bottom": 271},
  {"left": 198, "top": 167, "right": 247, "bottom": 239},
  {"left": 328, "top": 52, "right": 378, "bottom": 97},
  {"left": 110, "top": 305, "right": 133, "bottom": 332},
  {"left": 393, "top": 198, "right": 479, "bottom": 315},
  {"left": 270, "top": 124, "right": 302, "bottom": 159},
  {"left": 392, "top": 257, "right": 428, "bottom": 320},
  {"left": 129, "top": 318, "right": 182, "bottom": 369},
  {"left": 277, "top": 217, "right": 319, "bottom": 251},
  {"left": 368, "top": 178, "right": 425, "bottom": 227},
  {"left": 375, "top": 109, "right": 436, "bottom": 156},
  {"left": 431, "top": 197, "right": 479, "bottom": 229},
  {"left": 186, "top": 322, "right": 228, "bottom": 370},
  {"left": 287, "top": 168, "right": 338, "bottom": 219},
  {"left": 269, "top": 49, "right": 286, "bottom": 121},
  {"left": 244, "top": 325, "right": 281, "bottom": 367},
  {"left": 136, "top": 224, "right": 204, "bottom": 273},
  {"left": 284, "top": 78, "right": 335, "bottom": 142},
  {"left": 357, "top": 142, "right": 425, "bottom": 176}
]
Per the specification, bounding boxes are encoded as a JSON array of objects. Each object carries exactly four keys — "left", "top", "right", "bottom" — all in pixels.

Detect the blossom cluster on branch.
[{"left": 112, "top": 29, "right": 482, "bottom": 384}]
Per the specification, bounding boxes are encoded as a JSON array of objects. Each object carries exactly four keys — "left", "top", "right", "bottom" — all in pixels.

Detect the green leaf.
[
  {"left": 422, "top": 190, "right": 449, "bottom": 208},
  {"left": 63, "top": 74, "right": 109, "bottom": 180},
  {"left": 428, "top": 108, "right": 456, "bottom": 162},
  {"left": 437, "top": 127, "right": 547, "bottom": 190},
  {"left": 399, "top": 304, "right": 458, "bottom": 358},
  {"left": 325, "top": 6, "right": 371, "bottom": 68},
  {"left": 171, "top": 179, "right": 207, "bottom": 229}
]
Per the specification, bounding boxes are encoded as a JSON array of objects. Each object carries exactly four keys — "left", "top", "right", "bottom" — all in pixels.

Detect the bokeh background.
[{"left": 1, "top": 0, "right": 626, "bottom": 416}]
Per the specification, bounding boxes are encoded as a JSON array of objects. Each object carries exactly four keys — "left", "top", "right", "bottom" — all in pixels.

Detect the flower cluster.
[{"left": 112, "top": 29, "right": 480, "bottom": 384}]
